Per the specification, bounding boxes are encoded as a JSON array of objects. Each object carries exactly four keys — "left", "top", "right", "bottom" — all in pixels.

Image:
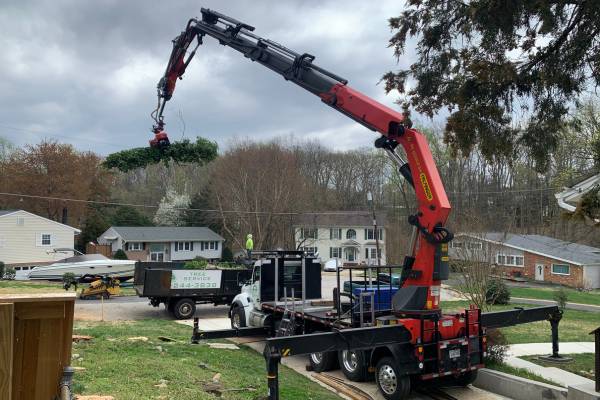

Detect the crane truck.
[{"left": 148, "top": 8, "right": 564, "bottom": 400}]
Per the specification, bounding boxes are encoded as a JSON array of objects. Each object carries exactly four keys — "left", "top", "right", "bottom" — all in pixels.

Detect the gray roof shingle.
[
  {"left": 463, "top": 232, "right": 600, "bottom": 265},
  {"left": 0, "top": 210, "right": 19, "bottom": 216},
  {"left": 111, "top": 226, "right": 225, "bottom": 242}
]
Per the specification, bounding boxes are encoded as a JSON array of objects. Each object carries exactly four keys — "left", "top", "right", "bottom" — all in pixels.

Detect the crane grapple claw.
[{"left": 150, "top": 129, "right": 170, "bottom": 150}]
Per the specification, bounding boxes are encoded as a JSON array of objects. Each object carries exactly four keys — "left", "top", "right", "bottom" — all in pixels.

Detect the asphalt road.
[
  {"left": 75, "top": 270, "right": 461, "bottom": 321},
  {"left": 75, "top": 296, "right": 230, "bottom": 321}
]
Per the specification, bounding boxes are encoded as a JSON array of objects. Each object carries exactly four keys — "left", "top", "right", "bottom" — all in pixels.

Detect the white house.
[
  {"left": 98, "top": 226, "right": 225, "bottom": 262},
  {"left": 293, "top": 212, "right": 386, "bottom": 266},
  {"left": 0, "top": 210, "right": 81, "bottom": 267}
]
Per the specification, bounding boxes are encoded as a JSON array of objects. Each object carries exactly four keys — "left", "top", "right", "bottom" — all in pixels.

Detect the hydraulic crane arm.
[{"left": 152, "top": 8, "right": 453, "bottom": 310}]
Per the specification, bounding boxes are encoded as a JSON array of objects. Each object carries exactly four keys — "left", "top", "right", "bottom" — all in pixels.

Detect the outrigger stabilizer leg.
[{"left": 264, "top": 345, "right": 281, "bottom": 400}]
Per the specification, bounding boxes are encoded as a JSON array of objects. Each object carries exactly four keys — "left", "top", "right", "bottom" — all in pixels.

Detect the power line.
[
  {"left": 446, "top": 186, "right": 559, "bottom": 195},
  {"left": 0, "top": 191, "right": 375, "bottom": 216}
]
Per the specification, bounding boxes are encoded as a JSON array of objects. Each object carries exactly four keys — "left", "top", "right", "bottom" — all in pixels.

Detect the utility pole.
[{"left": 367, "top": 191, "right": 382, "bottom": 268}]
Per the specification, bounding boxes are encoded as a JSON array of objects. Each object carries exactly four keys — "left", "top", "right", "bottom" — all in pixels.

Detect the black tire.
[
  {"left": 230, "top": 305, "right": 246, "bottom": 329},
  {"left": 309, "top": 351, "right": 338, "bottom": 372},
  {"left": 102, "top": 292, "right": 110, "bottom": 299},
  {"left": 453, "top": 370, "right": 478, "bottom": 386},
  {"left": 172, "top": 298, "right": 196, "bottom": 320},
  {"left": 375, "top": 357, "right": 411, "bottom": 400},
  {"left": 338, "top": 350, "right": 369, "bottom": 381}
]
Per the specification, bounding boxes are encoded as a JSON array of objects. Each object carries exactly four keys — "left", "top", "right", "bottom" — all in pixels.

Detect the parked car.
[{"left": 323, "top": 259, "right": 341, "bottom": 272}]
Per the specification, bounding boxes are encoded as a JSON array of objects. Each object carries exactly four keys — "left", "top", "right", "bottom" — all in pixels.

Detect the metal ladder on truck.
[{"left": 277, "top": 287, "right": 297, "bottom": 337}]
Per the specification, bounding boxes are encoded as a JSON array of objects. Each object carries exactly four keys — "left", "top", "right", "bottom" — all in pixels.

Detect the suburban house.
[
  {"left": 0, "top": 209, "right": 81, "bottom": 269},
  {"left": 293, "top": 212, "right": 386, "bottom": 266},
  {"left": 98, "top": 226, "right": 225, "bottom": 262},
  {"left": 450, "top": 232, "right": 600, "bottom": 289}
]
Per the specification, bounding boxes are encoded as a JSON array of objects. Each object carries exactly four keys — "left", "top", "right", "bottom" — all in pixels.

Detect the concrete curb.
[{"left": 474, "top": 368, "right": 567, "bottom": 400}]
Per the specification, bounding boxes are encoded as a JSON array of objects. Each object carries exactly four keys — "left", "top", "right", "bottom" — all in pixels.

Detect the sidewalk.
[
  {"left": 505, "top": 342, "right": 595, "bottom": 387},
  {"left": 511, "top": 297, "right": 600, "bottom": 312}
]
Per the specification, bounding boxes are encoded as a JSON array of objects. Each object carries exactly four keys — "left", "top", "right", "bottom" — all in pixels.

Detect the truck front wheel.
[
  {"left": 173, "top": 298, "right": 196, "bottom": 320},
  {"left": 231, "top": 305, "right": 246, "bottom": 329},
  {"left": 375, "top": 357, "right": 411, "bottom": 400}
]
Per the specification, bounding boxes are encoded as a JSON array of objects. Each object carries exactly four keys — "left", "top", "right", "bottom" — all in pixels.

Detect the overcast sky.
[{"left": 0, "top": 0, "right": 425, "bottom": 155}]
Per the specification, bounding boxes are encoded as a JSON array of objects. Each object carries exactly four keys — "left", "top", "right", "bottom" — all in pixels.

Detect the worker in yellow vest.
[{"left": 245, "top": 234, "right": 254, "bottom": 259}]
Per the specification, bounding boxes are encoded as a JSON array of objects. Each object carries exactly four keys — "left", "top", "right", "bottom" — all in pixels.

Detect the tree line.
[{"left": 0, "top": 100, "right": 598, "bottom": 260}]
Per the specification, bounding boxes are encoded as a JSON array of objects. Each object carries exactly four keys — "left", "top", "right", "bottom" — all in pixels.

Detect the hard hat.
[{"left": 248, "top": 234, "right": 253, "bottom": 238}]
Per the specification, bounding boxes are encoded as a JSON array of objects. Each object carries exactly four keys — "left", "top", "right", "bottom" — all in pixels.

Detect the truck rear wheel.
[
  {"left": 173, "top": 298, "right": 196, "bottom": 320},
  {"left": 375, "top": 357, "right": 411, "bottom": 400},
  {"left": 338, "top": 350, "right": 369, "bottom": 381},
  {"left": 309, "top": 351, "right": 338, "bottom": 372},
  {"left": 231, "top": 305, "right": 246, "bottom": 329}
]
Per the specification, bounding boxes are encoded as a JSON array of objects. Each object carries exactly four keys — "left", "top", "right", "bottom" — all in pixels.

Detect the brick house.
[
  {"left": 450, "top": 232, "right": 600, "bottom": 289},
  {"left": 97, "top": 226, "right": 225, "bottom": 262}
]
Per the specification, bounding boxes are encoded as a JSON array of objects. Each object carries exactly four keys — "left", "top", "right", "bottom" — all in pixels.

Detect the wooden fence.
[{"left": 0, "top": 293, "right": 76, "bottom": 400}]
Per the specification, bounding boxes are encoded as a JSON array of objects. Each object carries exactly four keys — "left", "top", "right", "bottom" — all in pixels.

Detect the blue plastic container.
[{"left": 352, "top": 286, "right": 399, "bottom": 311}]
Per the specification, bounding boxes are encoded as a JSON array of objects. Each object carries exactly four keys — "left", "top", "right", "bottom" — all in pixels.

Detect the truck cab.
[{"left": 229, "top": 251, "right": 321, "bottom": 329}]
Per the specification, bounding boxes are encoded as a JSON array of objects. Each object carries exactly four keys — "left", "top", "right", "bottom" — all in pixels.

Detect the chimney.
[{"left": 62, "top": 208, "right": 68, "bottom": 224}]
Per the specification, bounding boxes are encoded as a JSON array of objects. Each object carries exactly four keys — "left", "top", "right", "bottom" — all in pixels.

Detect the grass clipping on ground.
[
  {"left": 102, "top": 137, "right": 218, "bottom": 172},
  {"left": 72, "top": 319, "right": 341, "bottom": 400}
]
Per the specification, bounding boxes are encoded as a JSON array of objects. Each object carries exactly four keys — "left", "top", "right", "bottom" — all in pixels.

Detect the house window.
[
  {"left": 330, "top": 247, "right": 342, "bottom": 258},
  {"left": 128, "top": 242, "right": 142, "bottom": 251},
  {"left": 365, "top": 248, "right": 381, "bottom": 259},
  {"left": 176, "top": 242, "right": 194, "bottom": 251},
  {"left": 16, "top": 217, "right": 24, "bottom": 226},
  {"left": 552, "top": 264, "right": 570, "bottom": 275},
  {"left": 515, "top": 256, "right": 524, "bottom": 266},
  {"left": 364, "top": 228, "right": 383, "bottom": 240},
  {"left": 346, "top": 229, "right": 356, "bottom": 240},
  {"left": 330, "top": 228, "right": 342, "bottom": 240},
  {"left": 496, "top": 253, "right": 524, "bottom": 267},
  {"left": 467, "top": 242, "right": 483, "bottom": 250},
  {"left": 41, "top": 234, "right": 52, "bottom": 246},
  {"left": 209, "top": 241, "right": 215, "bottom": 250},
  {"left": 299, "top": 228, "right": 318, "bottom": 240},
  {"left": 301, "top": 246, "right": 317, "bottom": 256},
  {"left": 452, "top": 241, "right": 464, "bottom": 249}
]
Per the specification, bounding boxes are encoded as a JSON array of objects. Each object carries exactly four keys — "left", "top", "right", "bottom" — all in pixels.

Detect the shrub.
[
  {"left": 184, "top": 259, "right": 208, "bottom": 270},
  {"left": 485, "top": 279, "right": 510, "bottom": 305},
  {"left": 485, "top": 329, "right": 508, "bottom": 364},
  {"left": 62, "top": 272, "right": 78, "bottom": 291},
  {"left": 0, "top": 261, "right": 4, "bottom": 279},
  {"left": 553, "top": 287, "right": 568, "bottom": 311},
  {"left": 4, "top": 267, "right": 16, "bottom": 281},
  {"left": 221, "top": 247, "right": 234, "bottom": 262},
  {"left": 113, "top": 249, "right": 129, "bottom": 260}
]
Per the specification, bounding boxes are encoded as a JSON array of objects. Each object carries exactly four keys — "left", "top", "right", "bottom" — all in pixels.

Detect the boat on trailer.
[{"left": 27, "top": 249, "right": 135, "bottom": 281}]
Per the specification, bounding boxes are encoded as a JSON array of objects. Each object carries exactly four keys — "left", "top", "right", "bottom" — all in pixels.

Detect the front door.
[
  {"left": 345, "top": 248, "right": 356, "bottom": 262},
  {"left": 535, "top": 264, "right": 544, "bottom": 281}
]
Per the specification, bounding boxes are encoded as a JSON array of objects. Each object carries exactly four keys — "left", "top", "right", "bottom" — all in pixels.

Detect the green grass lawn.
[
  {"left": 0, "top": 280, "right": 136, "bottom": 296},
  {"left": 72, "top": 320, "right": 341, "bottom": 400},
  {"left": 441, "top": 301, "right": 600, "bottom": 343},
  {"left": 522, "top": 353, "right": 595, "bottom": 380},
  {"left": 510, "top": 286, "right": 600, "bottom": 306},
  {"left": 0, "top": 280, "right": 67, "bottom": 293},
  {"left": 485, "top": 361, "right": 561, "bottom": 386}
]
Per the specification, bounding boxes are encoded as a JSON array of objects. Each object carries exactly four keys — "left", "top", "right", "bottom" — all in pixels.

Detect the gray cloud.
[{"left": 0, "top": 0, "right": 419, "bottom": 155}]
